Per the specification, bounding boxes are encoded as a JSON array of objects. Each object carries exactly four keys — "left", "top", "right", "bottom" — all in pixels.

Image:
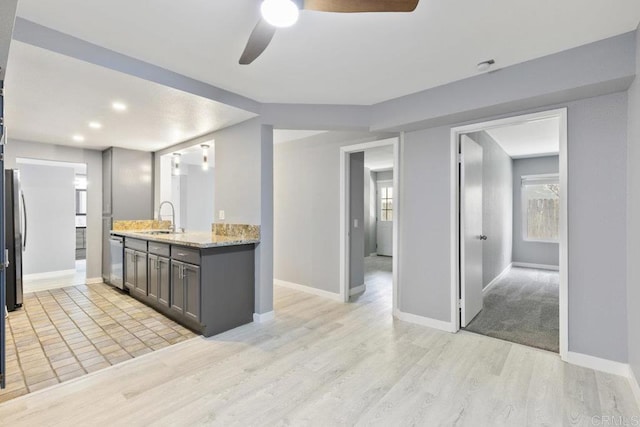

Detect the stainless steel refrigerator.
[{"left": 5, "top": 169, "right": 24, "bottom": 312}]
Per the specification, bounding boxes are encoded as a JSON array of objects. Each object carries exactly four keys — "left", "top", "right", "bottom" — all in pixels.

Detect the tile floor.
[{"left": 1, "top": 283, "right": 196, "bottom": 403}]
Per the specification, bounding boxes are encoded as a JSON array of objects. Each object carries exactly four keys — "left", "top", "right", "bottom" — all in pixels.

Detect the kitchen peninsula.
[{"left": 110, "top": 224, "right": 260, "bottom": 337}]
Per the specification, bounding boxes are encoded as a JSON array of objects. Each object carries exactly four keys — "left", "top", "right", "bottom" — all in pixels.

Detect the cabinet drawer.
[
  {"left": 125, "top": 238, "right": 147, "bottom": 252},
  {"left": 148, "top": 242, "right": 170, "bottom": 257},
  {"left": 171, "top": 246, "right": 200, "bottom": 265}
]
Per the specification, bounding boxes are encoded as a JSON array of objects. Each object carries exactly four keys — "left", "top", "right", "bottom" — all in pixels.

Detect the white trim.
[
  {"left": 274, "top": 279, "right": 343, "bottom": 302},
  {"left": 483, "top": 263, "right": 512, "bottom": 295},
  {"left": 85, "top": 277, "right": 104, "bottom": 285},
  {"left": 349, "top": 284, "right": 366, "bottom": 296},
  {"left": 23, "top": 269, "right": 76, "bottom": 281},
  {"left": 629, "top": 367, "right": 640, "bottom": 409},
  {"left": 253, "top": 311, "right": 275, "bottom": 323},
  {"left": 394, "top": 309, "right": 457, "bottom": 333},
  {"left": 369, "top": 252, "right": 378, "bottom": 257},
  {"left": 511, "top": 152, "right": 559, "bottom": 160},
  {"left": 451, "top": 108, "right": 569, "bottom": 362},
  {"left": 340, "top": 136, "right": 401, "bottom": 315},
  {"left": 512, "top": 262, "right": 559, "bottom": 271},
  {"left": 565, "top": 351, "right": 630, "bottom": 377}
]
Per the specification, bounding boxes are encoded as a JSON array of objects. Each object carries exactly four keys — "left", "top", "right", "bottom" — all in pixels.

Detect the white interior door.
[
  {"left": 376, "top": 180, "right": 393, "bottom": 256},
  {"left": 461, "top": 135, "right": 484, "bottom": 327}
]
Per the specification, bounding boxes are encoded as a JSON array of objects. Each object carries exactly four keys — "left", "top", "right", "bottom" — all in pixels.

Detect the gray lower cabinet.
[
  {"left": 124, "top": 247, "right": 148, "bottom": 297},
  {"left": 123, "top": 237, "right": 255, "bottom": 337},
  {"left": 170, "top": 260, "right": 200, "bottom": 322},
  {"left": 149, "top": 255, "right": 170, "bottom": 307},
  {"left": 124, "top": 248, "right": 136, "bottom": 290}
]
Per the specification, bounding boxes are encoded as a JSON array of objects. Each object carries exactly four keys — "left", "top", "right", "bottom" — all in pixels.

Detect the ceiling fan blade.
[
  {"left": 239, "top": 18, "right": 277, "bottom": 65},
  {"left": 302, "top": 0, "right": 419, "bottom": 13}
]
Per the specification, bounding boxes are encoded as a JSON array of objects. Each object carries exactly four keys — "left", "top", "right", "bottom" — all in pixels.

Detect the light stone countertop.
[{"left": 110, "top": 230, "right": 259, "bottom": 249}]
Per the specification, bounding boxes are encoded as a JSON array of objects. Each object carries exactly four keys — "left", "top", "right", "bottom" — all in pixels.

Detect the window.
[
  {"left": 380, "top": 186, "right": 393, "bottom": 221},
  {"left": 522, "top": 174, "right": 559, "bottom": 242}
]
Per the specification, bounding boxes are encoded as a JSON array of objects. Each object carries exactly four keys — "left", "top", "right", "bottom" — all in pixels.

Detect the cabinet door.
[
  {"left": 158, "top": 257, "right": 170, "bottom": 308},
  {"left": 171, "top": 261, "right": 184, "bottom": 314},
  {"left": 184, "top": 264, "right": 200, "bottom": 322},
  {"left": 124, "top": 248, "right": 136, "bottom": 290},
  {"left": 134, "top": 251, "right": 148, "bottom": 297},
  {"left": 148, "top": 254, "right": 159, "bottom": 301}
]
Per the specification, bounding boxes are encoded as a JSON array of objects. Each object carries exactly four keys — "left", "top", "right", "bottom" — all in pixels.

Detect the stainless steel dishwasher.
[{"left": 109, "top": 235, "right": 124, "bottom": 290}]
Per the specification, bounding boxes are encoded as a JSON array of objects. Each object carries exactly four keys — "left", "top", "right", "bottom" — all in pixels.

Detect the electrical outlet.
[{"left": 219, "top": 210, "right": 225, "bottom": 220}]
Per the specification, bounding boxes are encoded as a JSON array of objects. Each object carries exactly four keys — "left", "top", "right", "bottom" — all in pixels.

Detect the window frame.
[
  {"left": 521, "top": 173, "right": 560, "bottom": 244},
  {"left": 377, "top": 180, "right": 393, "bottom": 222}
]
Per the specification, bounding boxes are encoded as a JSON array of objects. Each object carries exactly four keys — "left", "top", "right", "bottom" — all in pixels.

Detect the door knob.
[{"left": 480, "top": 235, "right": 488, "bottom": 240}]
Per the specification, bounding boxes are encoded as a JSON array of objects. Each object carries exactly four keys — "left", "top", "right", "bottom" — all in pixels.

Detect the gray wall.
[
  {"left": 5, "top": 139, "right": 103, "bottom": 280},
  {"left": 376, "top": 170, "right": 394, "bottom": 182},
  {"left": 467, "top": 131, "right": 513, "bottom": 287},
  {"left": 349, "top": 152, "right": 365, "bottom": 288},
  {"left": 273, "top": 131, "right": 389, "bottom": 293},
  {"left": 399, "top": 92, "right": 629, "bottom": 362},
  {"left": 20, "top": 164, "right": 76, "bottom": 275},
  {"left": 364, "top": 168, "right": 376, "bottom": 256},
  {"left": 627, "top": 23, "right": 640, "bottom": 383},
  {"left": 512, "top": 156, "right": 560, "bottom": 266}
]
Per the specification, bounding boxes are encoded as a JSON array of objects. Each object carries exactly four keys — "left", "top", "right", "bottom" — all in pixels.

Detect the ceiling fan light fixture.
[{"left": 261, "top": 0, "right": 300, "bottom": 28}]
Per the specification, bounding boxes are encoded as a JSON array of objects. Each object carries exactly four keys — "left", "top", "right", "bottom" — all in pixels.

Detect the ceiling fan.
[{"left": 239, "top": 0, "right": 420, "bottom": 65}]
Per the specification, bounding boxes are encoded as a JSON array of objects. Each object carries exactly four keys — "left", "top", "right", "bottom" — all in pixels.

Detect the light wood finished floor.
[{"left": 0, "top": 261, "right": 638, "bottom": 425}]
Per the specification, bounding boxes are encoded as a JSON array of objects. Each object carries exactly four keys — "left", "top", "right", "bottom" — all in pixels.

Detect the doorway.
[
  {"left": 340, "top": 137, "right": 400, "bottom": 311},
  {"left": 452, "top": 108, "right": 568, "bottom": 356},
  {"left": 16, "top": 158, "right": 88, "bottom": 292}
]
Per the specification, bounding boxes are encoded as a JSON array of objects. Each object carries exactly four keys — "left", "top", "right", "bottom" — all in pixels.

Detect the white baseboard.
[
  {"left": 86, "top": 277, "right": 104, "bottom": 285},
  {"left": 253, "top": 311, "right": 275, "bottom": 323},
  {"left": 512, "top": 262, "right": 559, "bottom": 271},
  {"left": 629, "top": 366, "right": 640, "bottom": 409},
  {"left": 24, "top": 269, "right": 76, "bottom": 281},
  {"left": 393, "top": 309, "right": 457, "bottom": 333},
  {"left": 369, "top": 252, "right": 378, "bottom": 257},
  {"left": 483, "top": 263, "right": 512, "bottom": 295},
  {"left": 349, "top": 284, "right": 366, "bottom": 296},
  {"left": 565, "top": 351, "right": 630, "bottom": 377},
  {"left": 274, "top": 279, "right": 343, "bottom": 302}
]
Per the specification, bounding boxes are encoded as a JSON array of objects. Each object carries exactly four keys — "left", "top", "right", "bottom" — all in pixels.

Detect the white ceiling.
[
  {"left": 15, "top": 0, "right": 640, "bottom": 105},
  {"left": 4, "top": 41, "right": 257, "bottom": 151},
  {"left": 365, "top": 146, "right": 394, "bottom": 171},
  {"left": 486, "top": 117, "right": 560, "bottom": 158}
]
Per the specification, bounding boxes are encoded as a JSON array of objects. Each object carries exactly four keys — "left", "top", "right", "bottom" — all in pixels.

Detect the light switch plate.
[
  {"left": 219, "top": 210, "right": 225, "bottom": 220},
  {"left": 354, "top": 219, "right": 359, "bottom": 228}
]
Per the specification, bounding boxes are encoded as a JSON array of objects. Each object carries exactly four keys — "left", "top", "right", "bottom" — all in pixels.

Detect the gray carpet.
[{"left": 464, "top": 267, "right": 559, "bottom": 353}]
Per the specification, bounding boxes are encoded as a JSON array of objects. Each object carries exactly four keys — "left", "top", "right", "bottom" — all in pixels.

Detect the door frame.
[
  {"left": 340, "top": 136, "right": 401, "bottom": 312},
  {"left": 450, "top": 108, "right": 568, "bottom": 360}
]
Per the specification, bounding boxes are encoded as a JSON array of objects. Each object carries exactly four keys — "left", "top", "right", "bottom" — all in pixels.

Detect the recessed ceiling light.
[
  {"left": 261, "top": 0, "right": 300, "bottom": 28},
  {"left": 112, "top": 102, "right": 127, "bottom": 111},
  {"left": 72, "top": 135, "right": 85, "bottom": 142},
  {"left": 89, "top": 121, "right": 102, "bottom": 129}
]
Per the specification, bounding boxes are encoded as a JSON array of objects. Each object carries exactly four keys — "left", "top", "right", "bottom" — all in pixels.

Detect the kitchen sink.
[{"left": 138, "top": 230, "right": 179, "bottom": 235}]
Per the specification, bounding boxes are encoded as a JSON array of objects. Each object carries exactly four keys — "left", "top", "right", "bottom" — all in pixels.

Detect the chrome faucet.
[{"left": 157, "top": 201, "right": 176, "bottom": 232}]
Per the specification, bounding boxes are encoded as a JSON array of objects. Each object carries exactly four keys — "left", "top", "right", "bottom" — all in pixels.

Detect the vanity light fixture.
[
  {"left": 201, "top": 144, "right": 210, "bottom": 171},
  {"left": 173, "top": 153, "right": 181, "bottom": 175}
]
